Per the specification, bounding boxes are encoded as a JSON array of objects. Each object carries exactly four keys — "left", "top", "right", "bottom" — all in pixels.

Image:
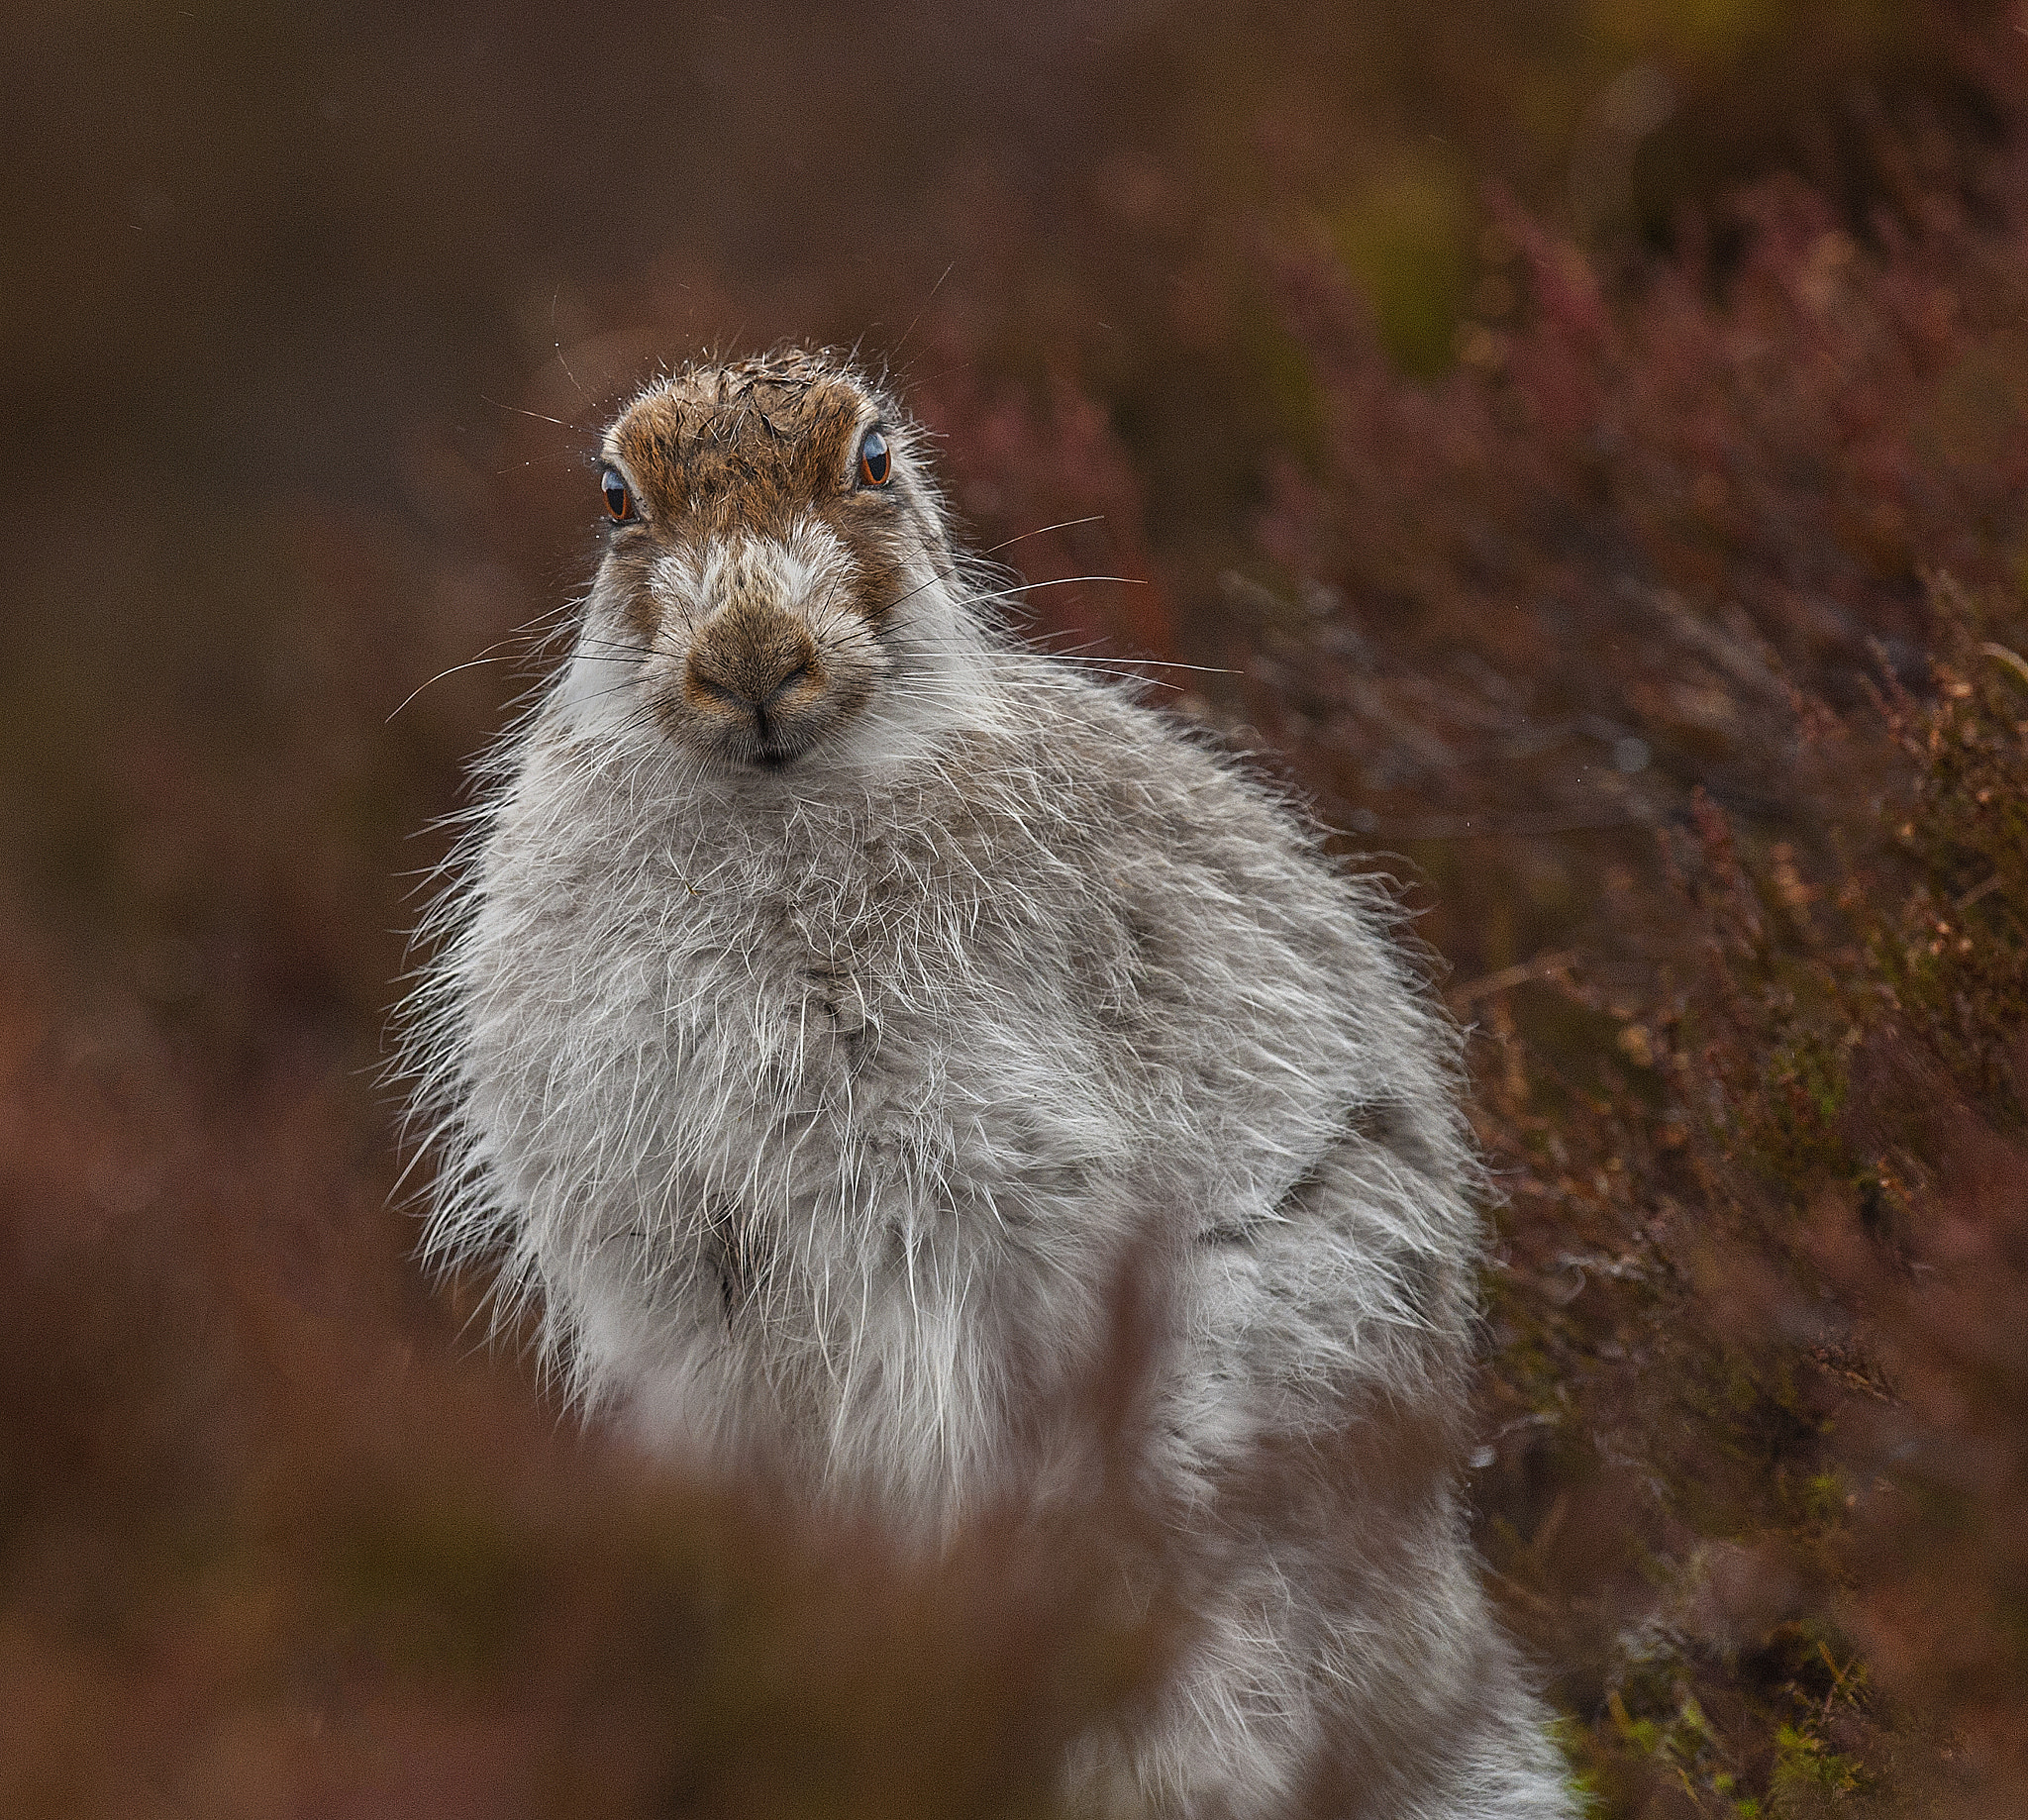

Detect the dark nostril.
[
  {"left": 683, "top": 660, "right": 737, "bottom": 704},
  {"left": 761, "top": 665, "right": 810, "bottom": 707}
]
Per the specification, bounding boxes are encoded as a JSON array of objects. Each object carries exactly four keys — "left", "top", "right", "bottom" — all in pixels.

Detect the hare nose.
[
  {"left": 685, "top": 605, "right": 820, "bottom": 711},
  {"left": 688, "top": 650, "right": 808, "bottom": 709}
]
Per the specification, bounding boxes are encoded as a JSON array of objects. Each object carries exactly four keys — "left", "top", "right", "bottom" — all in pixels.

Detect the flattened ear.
[
  {"left": 778, "top": 382, "right": 871, "bottom": 490},
  {"left": 611, "top": 397, "right": 694, "bottom": 516}
]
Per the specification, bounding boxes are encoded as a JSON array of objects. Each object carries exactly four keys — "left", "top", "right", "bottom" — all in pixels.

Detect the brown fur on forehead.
[{"left": 610, "top": 354, "right": 883, "bottom": 525}]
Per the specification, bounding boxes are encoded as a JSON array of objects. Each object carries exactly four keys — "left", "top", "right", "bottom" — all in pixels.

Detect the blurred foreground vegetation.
[{"left": 3, "top": 2, "right": 2027, "bottom": 1814}]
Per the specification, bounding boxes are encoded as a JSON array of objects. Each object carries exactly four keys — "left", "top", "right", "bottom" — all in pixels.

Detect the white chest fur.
[{"left": 451, "top": 725, "right": 1168, "bottom": 1524}]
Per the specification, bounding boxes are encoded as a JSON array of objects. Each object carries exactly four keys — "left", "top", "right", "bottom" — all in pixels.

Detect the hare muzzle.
[
  {"left": 686, "top": 597, "right": 822, "bottom": 717},
  {"left": 660, "top": 531, "right": 866, "bottom": 767}
]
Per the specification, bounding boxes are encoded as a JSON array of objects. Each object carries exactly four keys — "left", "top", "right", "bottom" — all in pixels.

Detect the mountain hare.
[{"left": 408, "top": 350, "right": 1573, "bottom": 1818}]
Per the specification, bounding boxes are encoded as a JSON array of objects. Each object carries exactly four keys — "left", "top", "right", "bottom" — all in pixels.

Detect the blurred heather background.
[{"left": 6, "top": 3, "right": 2028, "bottom": 1814}]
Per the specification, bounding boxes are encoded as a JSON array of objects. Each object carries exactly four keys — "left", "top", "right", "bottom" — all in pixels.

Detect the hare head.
[{"left": 564, "top": 350, "right": 974, "bottom": 773}]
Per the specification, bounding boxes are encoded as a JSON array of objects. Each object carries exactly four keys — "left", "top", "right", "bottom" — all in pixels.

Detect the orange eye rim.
[
  {"left": 600, "top": 466, "right": 633, "bottom": 522},
  {"left": 857, "top": 428, "right": 891, "bottom": 488}
]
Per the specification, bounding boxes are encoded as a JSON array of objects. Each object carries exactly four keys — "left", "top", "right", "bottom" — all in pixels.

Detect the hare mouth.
[{"left": 744, "top": 705, "right": 816, "bottom": 768}]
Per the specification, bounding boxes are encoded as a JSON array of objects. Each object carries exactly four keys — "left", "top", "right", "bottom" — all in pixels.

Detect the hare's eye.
[
  {"left": 857, "top": 428, "right": 891, "bottom": 488},
  {"left": 600, "top": 467, "right": 633, "bottom": 522}
]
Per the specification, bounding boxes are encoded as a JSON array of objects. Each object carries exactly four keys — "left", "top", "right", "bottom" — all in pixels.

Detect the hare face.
[{"left": 575, "top": 354, "right": 956, "bottom": 772}]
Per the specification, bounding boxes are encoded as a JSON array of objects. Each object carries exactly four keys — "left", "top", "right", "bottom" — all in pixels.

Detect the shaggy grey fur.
[{"left": 404, "top": 353, "right": 1575, "bottom": 1818}]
